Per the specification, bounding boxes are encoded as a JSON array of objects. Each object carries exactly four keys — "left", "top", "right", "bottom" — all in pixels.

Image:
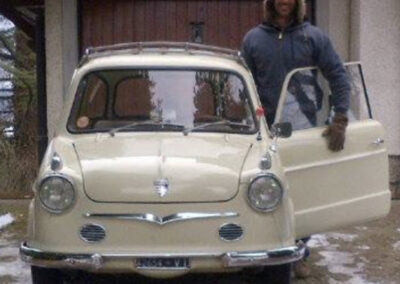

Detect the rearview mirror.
[{"left": 271, "top": 122, "right": 292, "bottom": 138}]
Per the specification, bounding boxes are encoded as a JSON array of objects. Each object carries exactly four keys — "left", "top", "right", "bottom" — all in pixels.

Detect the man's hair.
[{"left": 263, "top": 0, "right": 306, "bottom": 24}]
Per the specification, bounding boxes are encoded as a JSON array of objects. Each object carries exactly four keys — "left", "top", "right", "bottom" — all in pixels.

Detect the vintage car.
[{"left": 20, "top": 42, "right": 391, "bottom": 283}]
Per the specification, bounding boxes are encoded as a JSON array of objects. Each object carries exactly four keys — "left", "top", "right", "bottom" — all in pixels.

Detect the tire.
[
  {"left": 31, "top": 266, "right": 63, "bottom": 284},
  {"left": 262, "top": 263, "right": 292, "bottom": 284}
]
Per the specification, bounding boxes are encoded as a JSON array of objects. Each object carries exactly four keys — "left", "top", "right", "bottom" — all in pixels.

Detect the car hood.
[{"left": 74, "top": 134, "right": 252, "bottom": 203}]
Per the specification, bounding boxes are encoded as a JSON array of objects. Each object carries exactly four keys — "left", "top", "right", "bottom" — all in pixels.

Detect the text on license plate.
[{"left": 136, "top": 258, "right": 190, "bottom": 269}]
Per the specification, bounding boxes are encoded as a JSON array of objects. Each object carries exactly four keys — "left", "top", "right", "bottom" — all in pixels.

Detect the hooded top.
[{"left": 241, "top": 0, "right": 350, "bottom": 125}]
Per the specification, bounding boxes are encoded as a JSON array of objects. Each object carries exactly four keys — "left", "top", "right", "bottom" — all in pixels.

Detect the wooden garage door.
[{"left": 80, "top": 0, "right": 314, "bottom": 54}]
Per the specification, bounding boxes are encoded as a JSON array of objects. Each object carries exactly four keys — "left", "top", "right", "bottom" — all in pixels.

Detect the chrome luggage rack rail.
[{"left": 79, "top": 41, "right": 245, "bottom": 67}]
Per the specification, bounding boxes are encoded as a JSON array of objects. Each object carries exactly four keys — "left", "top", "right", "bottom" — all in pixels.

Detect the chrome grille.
[
  {"left": 80, "top": 224, "right": 106, "bottom": 243},
  {"left": 219, "top": 223, "right": 243, "bottom": 241}
]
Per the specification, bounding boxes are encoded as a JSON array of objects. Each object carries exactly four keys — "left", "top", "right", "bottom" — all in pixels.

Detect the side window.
[
  {"left": 277, "top": 63, "right": 371, "bottom": 131},
  {"left": 279, "top": 69, "right": 327, "bottom": 131},
  {"left": 346, "top": 64, "right": 371, "bottom": 121},
  {"left": 114, "top": 77, "right": 153, "bottom": 119}
]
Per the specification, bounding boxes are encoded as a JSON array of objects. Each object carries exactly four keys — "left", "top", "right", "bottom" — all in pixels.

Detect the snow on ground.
[
  {"left": 0, "top": 247, "right": 31, "bottom": 284},
  {"left": 0, "top": 213, "right": 14, "bottom": 230},
  {"left": 392, "top": 241, "right": 400, "bottom": 251},
  {"left": 309, "top": 233, "right": 375, "bottom": 284}
]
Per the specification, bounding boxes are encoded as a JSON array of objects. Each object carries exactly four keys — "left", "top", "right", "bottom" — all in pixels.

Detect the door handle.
[{"left": 372, "top": 138, "right": 384, "bottom": 145}]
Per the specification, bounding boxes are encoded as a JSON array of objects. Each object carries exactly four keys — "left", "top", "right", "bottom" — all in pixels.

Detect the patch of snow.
[
  {"left": 356, "top": 245, "right": 370, "bottom": 250},
  {"left": 316, "top": 251, "right": 373, "bottom": 284},
  {"left": 355, "top": 226, "right": 369, "bottom": 231},
  {"left": 396, "top": 228, "right": 400, "bottom": 233},
  {"left": 325, "top": 232, "right": 358, "bottom": 242},
  {"left": 0, "top": 247, "right": 31, "bottom": 284},
  {"left": 0, "top": 214, "right": 14, "bottom": 230},
  {"left": 307, "top": 233, "right": 357, "bottom": 248},
  {"left": 308, "top": 234, "right": 331, "bottom": 248},
  {"left": 392, "top": 241, "right": 400, "bottom": 250}
]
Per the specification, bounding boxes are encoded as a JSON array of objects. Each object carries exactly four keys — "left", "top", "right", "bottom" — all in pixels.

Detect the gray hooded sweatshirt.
[{"left": 241, "top": 11, "right": 350, "bottom": 124}]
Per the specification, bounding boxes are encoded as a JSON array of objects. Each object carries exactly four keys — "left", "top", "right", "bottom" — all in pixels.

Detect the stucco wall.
[
  {"left": 356, "top": 0, "right": 400, "bottom": 155},
  {"left": 316, "top": 0, "right": 351, "bottom": 62}
]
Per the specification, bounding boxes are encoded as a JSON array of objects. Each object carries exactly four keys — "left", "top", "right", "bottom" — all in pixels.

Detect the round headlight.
[
  {"left": 247, "top": 175, "right": 283, "bottom": 212},
  {"left": 38, "top": 176, "right": 75, "bottom": 213}
]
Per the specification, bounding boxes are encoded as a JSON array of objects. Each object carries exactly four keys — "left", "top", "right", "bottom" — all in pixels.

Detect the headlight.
[
  {"left": 38, "top": 175, "right": 75, "bottom": 213},
  {"left": 247, "top": 174, "right": 283, "bottom": 212}
]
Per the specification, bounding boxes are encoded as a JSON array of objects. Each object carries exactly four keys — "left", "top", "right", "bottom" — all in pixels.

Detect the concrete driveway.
[{"left": 1, "top": 200, "right": 399, "bottom": 284}]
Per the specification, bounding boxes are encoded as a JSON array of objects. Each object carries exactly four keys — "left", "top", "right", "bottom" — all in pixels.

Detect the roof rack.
[{"left": 79, "top": 41, "right": 245, "bottom": 67}]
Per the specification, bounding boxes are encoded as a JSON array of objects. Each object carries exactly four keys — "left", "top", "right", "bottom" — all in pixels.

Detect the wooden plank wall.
[{"left": 80, "top": 0, "right": 264, "bottom": 53}]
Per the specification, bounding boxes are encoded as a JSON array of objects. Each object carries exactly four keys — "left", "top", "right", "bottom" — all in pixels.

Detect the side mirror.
[{"left": 271, "top": 122, "right": 292, "bottom": 138}]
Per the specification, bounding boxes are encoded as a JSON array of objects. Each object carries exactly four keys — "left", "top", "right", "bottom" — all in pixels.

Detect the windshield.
[{"left": 68, "top": 69, "right": 257, "bottom": 134}]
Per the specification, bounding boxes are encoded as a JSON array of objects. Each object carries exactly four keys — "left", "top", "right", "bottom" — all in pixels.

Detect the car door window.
[{"left": 275, "top": 63, "right": 372, "bottom": 131}]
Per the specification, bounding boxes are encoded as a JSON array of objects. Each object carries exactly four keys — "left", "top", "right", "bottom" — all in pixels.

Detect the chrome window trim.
[{"left": 83, "top": 212, "right": 239, "bottom": 226}]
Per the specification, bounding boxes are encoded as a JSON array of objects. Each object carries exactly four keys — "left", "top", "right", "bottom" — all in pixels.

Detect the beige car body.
[{"left": 21, "top": 43, "right": 391, "bottom": 278}]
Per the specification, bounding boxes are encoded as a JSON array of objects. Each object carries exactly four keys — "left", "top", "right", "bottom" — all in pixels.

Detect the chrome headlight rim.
[
  {"left": 247, "top": 173, "right": 284, "bottom": 213},
  {"left": 37, "top": 173, "right": 76, "bottom": 214}
]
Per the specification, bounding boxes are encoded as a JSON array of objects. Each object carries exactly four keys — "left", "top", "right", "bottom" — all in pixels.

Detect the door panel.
[
  {"left": 279, "top": 121, "right": 390, "bottom": 239},
  {"left": 275, "top": 64, "right": 391, "bottom": 239}
]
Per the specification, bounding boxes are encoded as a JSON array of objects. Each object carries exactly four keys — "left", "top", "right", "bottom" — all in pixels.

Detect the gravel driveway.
[{"left": 1, "top": 199, "right": 399, "bottom": 284}]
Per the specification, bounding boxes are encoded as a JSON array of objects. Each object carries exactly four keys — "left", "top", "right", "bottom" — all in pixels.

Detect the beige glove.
[{"left": 322, "top": 113, "right": 348, "bottom": 152}]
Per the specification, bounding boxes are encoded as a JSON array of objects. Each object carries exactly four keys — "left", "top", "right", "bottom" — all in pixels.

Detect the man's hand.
[{"left": 322, "top": 113, "right": 348, "bottom": 151}]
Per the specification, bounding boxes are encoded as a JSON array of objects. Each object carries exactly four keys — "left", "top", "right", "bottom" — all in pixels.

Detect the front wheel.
[
  {"left": 31, "top": 266, "right": 63, "bottom": 284},
  {"left": 262, "top": 263, "right": 292, "bottom": 284}
]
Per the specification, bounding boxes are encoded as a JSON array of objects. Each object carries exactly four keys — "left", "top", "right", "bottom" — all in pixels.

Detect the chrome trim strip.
[
  {"left": 222, "top": 242, "right": 306, "bottom": 267},
  {"left": 20, "top": 241, "right": 305, "bottom": 270},
  {"left": 83, "top": 212, "right": 239, "bottom": 225}
]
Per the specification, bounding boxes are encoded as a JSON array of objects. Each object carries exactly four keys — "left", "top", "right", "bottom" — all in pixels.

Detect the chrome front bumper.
[{"left": 20, "top": 241, "right": 305, "bottom": 271}]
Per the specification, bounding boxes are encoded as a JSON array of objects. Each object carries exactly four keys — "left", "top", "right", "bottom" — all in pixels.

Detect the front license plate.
[{"left": 136, "top": 258, "right": 190, "bottom": 270}]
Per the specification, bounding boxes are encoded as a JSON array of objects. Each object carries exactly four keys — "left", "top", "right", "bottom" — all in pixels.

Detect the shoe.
[{"left": 293, "top": 259, "right": 311, "bottom": 279}]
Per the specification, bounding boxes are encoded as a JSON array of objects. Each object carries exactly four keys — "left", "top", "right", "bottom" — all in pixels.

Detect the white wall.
[
  {"left": 316, "top": 0, "right": 351, "bottom": 62},
  {"left": 356, "top": 0, "right": 400, "bottom": 155}
]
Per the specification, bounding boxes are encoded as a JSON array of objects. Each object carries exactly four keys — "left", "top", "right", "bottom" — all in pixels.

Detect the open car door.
[{"left": 274, "top": 63, "right": 391, "bottom": 239}]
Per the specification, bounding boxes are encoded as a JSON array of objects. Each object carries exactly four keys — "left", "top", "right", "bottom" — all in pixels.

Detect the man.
[
  {"left": 241, "top": 0, "right": 351, "bottom": 278},
  {"left": 241, "top": 0, "right": 350, "bottom": 151}
]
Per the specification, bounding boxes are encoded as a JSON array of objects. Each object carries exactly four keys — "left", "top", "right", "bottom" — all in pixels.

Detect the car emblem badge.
[{"left": 154, "top": 179, "right": 169, "bottom": 197}]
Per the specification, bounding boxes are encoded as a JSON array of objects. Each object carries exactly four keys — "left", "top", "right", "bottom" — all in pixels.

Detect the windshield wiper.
[
  {"left": 109, "top": 120, "right": 184, "bottom": 137},
  {"left": 183, "top": 120, "right": 252, "bottom": 136}
]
